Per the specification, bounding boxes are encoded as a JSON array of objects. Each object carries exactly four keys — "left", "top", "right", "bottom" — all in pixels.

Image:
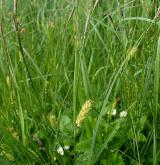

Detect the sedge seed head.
[
  {"left": 9, "top": 127, "right": 20, "bottom": 141},
  {"left": 20, "top": 28, "right": 26, "bottom": 33},
  {"left": 48, "top": 114, "right": 57, "bottom": 129},
  {"left": 44, "top": 81, "right": 49, "bottom": 95},
  {"left": 76, "top": 99, "right": 93, "bottom": 127},
  {"left": 8, "top": 12, "right": 14, "bottom": 17},
  {"left": 127, "top": 47, "right": 137, "bottom": 61},
  {"left": 6, "top": 76, "right": 11, "bottom": 87},
  {"left": 0, "top": 145, "right": 14, "bottom": 161}
]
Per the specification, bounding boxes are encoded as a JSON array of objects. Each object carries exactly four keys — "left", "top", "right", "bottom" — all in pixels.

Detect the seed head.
[
  {"left": 127, "top": 47, "right": 137, "bottom": 61},
  {"left": 20, "top": 28, "right": 26, "bottom": 33},
  {"left": 44, "top": 81, "right": 49, "bottom": 95},
  {"left": 8, "top": 12, "right": 14, "bottom": 17},
  {"left": 9, "top": 127, "right": 20, "bottom": 141},
  {"left": 48, "top": 114, "right": 57, "bottom": 129},
  {"left": 76, "top": 99, "right": 93, "bottom": 127},
  {"left": 0, "top": 145, "right": 14, "bottom": 161},
  {"left": 6, "top": 75, "right": 11, "bottom": 87}
]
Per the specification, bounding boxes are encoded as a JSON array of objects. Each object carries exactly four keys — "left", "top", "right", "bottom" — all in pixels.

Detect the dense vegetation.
[{"left": 0, "top": 0, "right": 160, "bottom": 164}]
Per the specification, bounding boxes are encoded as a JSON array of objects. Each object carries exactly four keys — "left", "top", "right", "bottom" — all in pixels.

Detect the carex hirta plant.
[{"left": 0, "top": 0, "right": 160, "bottom": 164}]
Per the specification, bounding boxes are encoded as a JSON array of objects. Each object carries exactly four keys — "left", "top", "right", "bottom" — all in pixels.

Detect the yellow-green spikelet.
[
  {"left": 76, "top": 99, "right": 93, "bottom": 127},
  {"left": 48, "top": 115, "right": 57, "bottom": 129},
  {"left": 127, "top": 47, "right": 137, "bottom": 61},
  {"left": 9, "top": 127, "right": 20, "bottom": 141}
]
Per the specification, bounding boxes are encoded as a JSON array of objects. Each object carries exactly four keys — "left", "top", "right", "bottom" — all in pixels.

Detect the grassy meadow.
[{"left": 0, "top": 0, "right": 160, "bottom": 164}]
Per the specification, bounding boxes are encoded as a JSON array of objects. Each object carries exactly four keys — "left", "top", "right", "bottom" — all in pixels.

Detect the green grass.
[{"left": 0, "top": 0, "right": 160, "bottom": 164}]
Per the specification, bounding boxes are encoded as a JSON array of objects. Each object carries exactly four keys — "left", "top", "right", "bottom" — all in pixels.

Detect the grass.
[{"left": 0, "top": 0, "right": 160, "bottom": 164}]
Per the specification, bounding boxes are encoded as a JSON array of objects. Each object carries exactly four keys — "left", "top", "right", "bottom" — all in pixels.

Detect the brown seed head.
[{"left": 20, "top": 28, "right": 26, "bottom": 33}]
